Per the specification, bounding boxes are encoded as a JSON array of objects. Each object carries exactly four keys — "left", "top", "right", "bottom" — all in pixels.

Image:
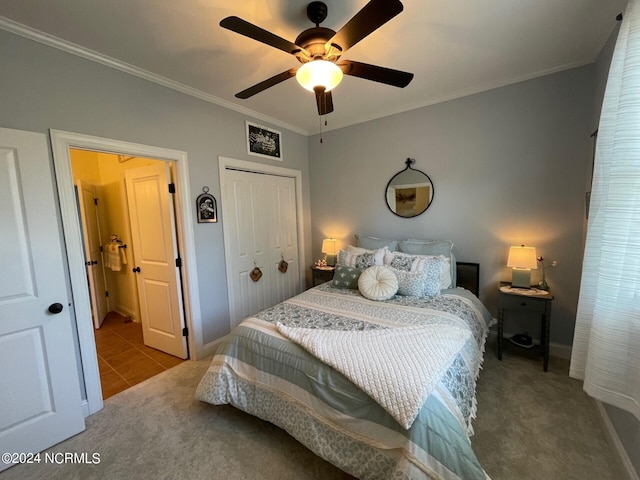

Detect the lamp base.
[
  {"left": 325, "top": 254, "right": 336, "bottom": 267},
  {"left": 511, "top": 268, "right": 532, "bottom": 288}
]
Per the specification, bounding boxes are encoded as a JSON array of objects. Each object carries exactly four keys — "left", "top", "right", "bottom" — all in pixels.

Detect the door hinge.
[
  {"left": 168, "top": 183, "right": 176, "bottom": 194},
  {"left": 100, "top": 245, "right": 103, "bottom": 252},
  {"left": 105, "top": 291, "right": 109, "bottom": 297},
  {"left": 182, "top": 327, "right": 188, "bottom": 337},
  {"left": 175, "top": 257, "right": 182, "bottom": 268},
  {"left": 94, "top": 198, "right": 98, "bottom": 205}
]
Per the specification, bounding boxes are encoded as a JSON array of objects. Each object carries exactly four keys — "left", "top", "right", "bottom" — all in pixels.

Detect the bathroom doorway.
[{"left": 70, "top": 149, "right": 186, "bottom": 399}]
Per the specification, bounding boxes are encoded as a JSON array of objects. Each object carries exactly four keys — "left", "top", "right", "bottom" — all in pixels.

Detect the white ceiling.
[{"left": 0, "top": 0, "right": 626, "bottom": 135}]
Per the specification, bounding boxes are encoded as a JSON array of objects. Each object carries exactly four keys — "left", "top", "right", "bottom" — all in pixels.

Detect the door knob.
[
  {"left": 91, "top": 260, "right": 98, "bottom": 265},
  {"left": 48, "top": 303, "right": 64, "bottom": 314},
  {"left": 132, "top": 266, "right": 141, "bottom": 273}
]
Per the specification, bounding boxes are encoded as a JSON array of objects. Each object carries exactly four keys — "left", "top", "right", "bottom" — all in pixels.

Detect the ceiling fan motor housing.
[
  {"left": 295, "top": 27, "right": 337, "bottom": 61},
  {"left": 307, "top": 1, "right": 328, "bottom": 25}
]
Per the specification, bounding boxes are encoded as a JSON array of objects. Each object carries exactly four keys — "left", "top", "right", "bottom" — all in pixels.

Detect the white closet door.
[
  {"left": 224, "top": 169, "right": 270, "bottom": 328},
  {"left": 223, "top": 169, "right": 300, "bottom": 329},
  {"left": 266, "top": 175, "right": 300, "bottom": 306}
]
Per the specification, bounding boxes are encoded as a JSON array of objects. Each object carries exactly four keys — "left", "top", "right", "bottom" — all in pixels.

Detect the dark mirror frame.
[{"left": 385, "top": 158, "right": 434, "bottom": 218}]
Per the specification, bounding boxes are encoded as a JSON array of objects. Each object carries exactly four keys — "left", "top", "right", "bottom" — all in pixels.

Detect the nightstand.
[
  {"left": 497, "top": 283, "right": 554, "bottom": 371},
  {"left": 311, "top": 265, "right": 335, "bottom": 286}
]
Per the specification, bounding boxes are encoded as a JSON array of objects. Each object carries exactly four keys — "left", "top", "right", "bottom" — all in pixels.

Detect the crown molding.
[{"left": 0, "top": 16, "right": 308, "bottom": 136}]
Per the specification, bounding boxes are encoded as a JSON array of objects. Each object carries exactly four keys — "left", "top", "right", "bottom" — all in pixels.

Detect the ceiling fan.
[{"left": 220, "top": 0, "right": 414, "bottom": 116}]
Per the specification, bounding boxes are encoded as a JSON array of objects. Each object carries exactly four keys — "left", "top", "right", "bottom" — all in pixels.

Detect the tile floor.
[{"left": 95, "top": 312, "right": 185, "bottom": 399}]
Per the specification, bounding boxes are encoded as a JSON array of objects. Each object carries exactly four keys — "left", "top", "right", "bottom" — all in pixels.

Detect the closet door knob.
[
  {"left": 132, "top": 266, "right": 141, "bottom": 273},
  {"left": 48, "top": 303, "right": 63, "bottom": 314}
]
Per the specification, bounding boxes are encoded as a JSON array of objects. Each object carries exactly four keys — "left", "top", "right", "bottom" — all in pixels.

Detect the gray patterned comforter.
[{"left": 195, "top": 284, "right": 494, "bottom": 480}]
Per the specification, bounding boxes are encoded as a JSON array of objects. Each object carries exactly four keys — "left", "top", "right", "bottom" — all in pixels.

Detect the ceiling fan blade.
[
  {"left": 313, "top": 87, "right": 334, "bottom": 116},
  {"left": 326, "top": 0, "right": 403, "bottom": 56},
  {"left": 235, "top": 69, "right": 297, "bottom": 99},
  {"left": 220, "top": 16, "right": 309, "bottom": 58},
  {"left": 339, "top": 60, "right": 413, "bottom": 88}
]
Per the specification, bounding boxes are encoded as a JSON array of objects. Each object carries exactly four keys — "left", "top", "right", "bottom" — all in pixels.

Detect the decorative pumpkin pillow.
[{"left": 358, "top": 265, "right": 398, "bottom": 301}]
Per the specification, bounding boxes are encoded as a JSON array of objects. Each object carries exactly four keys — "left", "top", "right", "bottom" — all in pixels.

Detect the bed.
[{"left": 196, "top": 238, "right": 492, "bottom": 480}]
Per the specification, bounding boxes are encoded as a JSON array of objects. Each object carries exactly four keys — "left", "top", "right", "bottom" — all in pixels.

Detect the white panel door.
[
  {"left": 223, "top": 170, "right": 300, "bottom": 329},
  {"left": 224, "top": 169, "right": 270, "bottom": 329},
  {"left": 266, "top": 175, "right": 300, "bottom": 306},
  {"left": 76, "top": 180, "right": 108, "bottom": 329},
  {"left": 125, "top": 164, "right": 187, "bottom": 359},
  {"left": 0, "top": 128, "right": 84, "bottom": 471}
]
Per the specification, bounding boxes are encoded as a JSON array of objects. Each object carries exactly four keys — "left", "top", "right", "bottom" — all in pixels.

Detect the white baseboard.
[
  {"left": 81, "top": 399, "right": 90, "bottom": 418},
  {"left": 595, "top": 400, "right": 640, "bottom": 480},
  {"left": 199, "top": 335, "right": 227, "bottom": 360},
  {"left": 113, "top": 306, "right": 138, "bottom": 323},
  {"left": 487, "top": 329, "right": 572, "bottom": 359}
]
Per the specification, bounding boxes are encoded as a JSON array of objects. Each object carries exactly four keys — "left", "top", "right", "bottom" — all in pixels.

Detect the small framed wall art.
[
  {"left": 196, "top": 186, "right": 217, "bottom": 223},
  {"left": 246, "top": 121, "right": 282, "bottom": 161}
]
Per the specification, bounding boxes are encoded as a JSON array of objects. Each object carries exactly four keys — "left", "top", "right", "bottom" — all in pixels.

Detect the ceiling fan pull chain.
[{"left": 319, "top": 116, "right": 323, "bottom": 143}]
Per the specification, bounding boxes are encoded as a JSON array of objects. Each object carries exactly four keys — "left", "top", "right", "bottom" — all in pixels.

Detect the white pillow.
[
  {"left": 338, "top": 247, "right": 386, "bottom": 268},
  {"left": 383, "top": 251, "right": 451, "bottom": 290},
  {"left": 358, "top": 265, "right": 398, "bottom": 301}
]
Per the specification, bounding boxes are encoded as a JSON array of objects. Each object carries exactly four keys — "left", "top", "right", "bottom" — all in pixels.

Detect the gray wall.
[
  {"left": 0, "top": 29, "right": 312, "bottom": 346},
  {"left": 309, "top": 65, "right": 594, "bottom": 347}
]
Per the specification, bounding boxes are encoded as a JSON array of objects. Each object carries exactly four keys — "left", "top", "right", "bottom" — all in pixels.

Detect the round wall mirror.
[{"left": 385, "top": 158, "right": 434, "bottom": 218}]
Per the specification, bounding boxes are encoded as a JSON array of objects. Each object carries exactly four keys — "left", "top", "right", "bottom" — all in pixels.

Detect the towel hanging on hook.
[{"left": 106, "top": 234, "right": 128, "bottom": 271}]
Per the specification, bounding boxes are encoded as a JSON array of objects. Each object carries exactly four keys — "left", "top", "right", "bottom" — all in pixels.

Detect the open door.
[
  {"left": 0, "top": 127, "right": 85, "bottom": 471},
  {"left": 76, "top": 180, "right": 108, "bottom": 329},
  {"left": 125, "top": 163, "right": 188, "bottom": 359}
]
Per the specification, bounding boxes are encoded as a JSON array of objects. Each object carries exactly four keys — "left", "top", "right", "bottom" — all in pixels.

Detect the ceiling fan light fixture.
[{"left": 296, "top": 60, "right": 343, "bottom": 92}]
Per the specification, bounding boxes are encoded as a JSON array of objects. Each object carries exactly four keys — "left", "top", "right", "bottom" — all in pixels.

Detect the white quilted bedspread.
[{"left": 276, "top": 322, "right": 471, "bottom": 429}]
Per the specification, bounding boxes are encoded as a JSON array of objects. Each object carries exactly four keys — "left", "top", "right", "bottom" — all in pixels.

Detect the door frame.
[
  {"left": 218, "top": 156, "right": 306, "bottom": 331},
  {"left": 51, "top": 130, "right": 203, "bottom": 416}
]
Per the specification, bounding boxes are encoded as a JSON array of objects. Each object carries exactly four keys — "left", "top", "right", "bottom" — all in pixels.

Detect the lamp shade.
[
  {"left": 321, "top": 238, "right": 337, "bottom": 255},
  {"left": 507, "top": 246, "right": 538, "bottom": 269},
  {"left": 296, "top": 60, "right": 343, "bottom": 92}
]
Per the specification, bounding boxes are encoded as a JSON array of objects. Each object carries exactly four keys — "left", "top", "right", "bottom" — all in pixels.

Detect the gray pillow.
[
  {"left": 332, "top": 265, "right": 362, "bottom": 289},
  {"left": 391, "top": 268, "right": 428, "bottom": 296},
  {"left": 398, "top": 239, "right": 456, "bottom": 288},
  {"left": 355, "top": 233, "right": 398, "bottom": 252},
  {"left": 390, "top": 255, "right": 443, "bottom": 296}
]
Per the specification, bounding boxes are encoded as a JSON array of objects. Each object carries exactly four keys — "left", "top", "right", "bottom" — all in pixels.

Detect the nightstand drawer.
[
  {"left": 499, "top": 295, "right": 547, "bottom": 313},
  {"left": 314, "top": 269, "right": 334, "bottom": 282},
  {"left": 311, "top": 266, "right": 335, "bottom": 286}
]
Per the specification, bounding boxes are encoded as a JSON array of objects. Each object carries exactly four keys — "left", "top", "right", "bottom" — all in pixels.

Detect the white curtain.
[{"left": 570, "top": 0, "right": 640, "bottom": 422}]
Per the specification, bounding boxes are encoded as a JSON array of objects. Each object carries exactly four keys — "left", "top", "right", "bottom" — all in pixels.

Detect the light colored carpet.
[{"left": 1, "top": 346, "right": 623, "bottom": 480}]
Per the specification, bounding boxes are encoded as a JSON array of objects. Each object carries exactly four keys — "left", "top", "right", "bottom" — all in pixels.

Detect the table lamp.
[
  {"left": 321, "top": 238, "right": 337, "bottom": 266},
  {"left": 507, "top": 245, "right": 537, "bottom": 288}
]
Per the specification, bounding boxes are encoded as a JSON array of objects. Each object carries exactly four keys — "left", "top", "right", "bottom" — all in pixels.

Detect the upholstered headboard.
[{"left": 456, "top": 262, "right": 479, "bottom": 297}]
